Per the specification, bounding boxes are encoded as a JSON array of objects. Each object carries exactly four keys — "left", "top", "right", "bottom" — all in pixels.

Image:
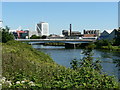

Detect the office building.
[{"left": 36, "top": 22, "right": 49, "bottom": 36}]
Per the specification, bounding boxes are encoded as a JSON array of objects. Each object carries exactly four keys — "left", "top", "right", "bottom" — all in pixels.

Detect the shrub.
[
  {"left": 30, "top": 35, "right": 41, "bottom": 39},
  {"left": 1, "top": 27, "right": 14, "bottom": 43}
]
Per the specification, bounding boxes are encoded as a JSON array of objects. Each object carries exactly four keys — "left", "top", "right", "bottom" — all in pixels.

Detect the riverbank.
[
  {"left": 101, "top": 46, "right": 120, "bottom": 51},
  {"left": 2, "top": 41, "right": 120, "bottom": 89}
]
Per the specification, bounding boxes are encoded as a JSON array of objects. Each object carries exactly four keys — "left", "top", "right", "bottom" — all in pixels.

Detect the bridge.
[{"left": 16, "top": 39, "right": 95, "bottom": 48}]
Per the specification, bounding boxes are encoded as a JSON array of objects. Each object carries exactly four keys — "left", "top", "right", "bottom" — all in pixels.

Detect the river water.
[{"left": 32, "top": 45, "right": 120, "bottom": 80}]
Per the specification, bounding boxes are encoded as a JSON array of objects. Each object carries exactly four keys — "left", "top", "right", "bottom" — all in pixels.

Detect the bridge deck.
[{"left": 16, "top": 39, "right": 95, "bottom": 42}]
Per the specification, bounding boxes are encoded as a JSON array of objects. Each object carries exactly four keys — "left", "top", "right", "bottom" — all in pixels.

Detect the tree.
[
  {"left": 114, "top": 30, "right": 120, "bottom": 46},
  {"left": 70, "top": 48, "right": 102, "bottom": 72},
  {"left": 30, "top": 35, "right": 41, "bottom": 39},
  {"left": 41, "top": 35, "right": 47, "bottom": 39},
  {"left": 2, "top": 26, "right": 14, "bottom": 43}
]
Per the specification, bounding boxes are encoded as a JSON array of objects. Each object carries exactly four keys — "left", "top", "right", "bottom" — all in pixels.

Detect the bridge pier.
[{"left": 65, "top": 43, "right": 80, "bottom": 49}]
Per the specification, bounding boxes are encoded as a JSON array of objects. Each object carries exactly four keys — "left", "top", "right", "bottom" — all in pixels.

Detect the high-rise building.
[
  {"left": 36, "top": 22, "right": 49, "bottom": 36},
  {"left": 0, "top": 20, "right": 3, "bottom": 28}
]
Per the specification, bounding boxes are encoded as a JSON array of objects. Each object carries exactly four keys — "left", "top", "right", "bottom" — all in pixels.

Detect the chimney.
[{"left": 70, "top": 24, "right": 72, "bottom": 36}]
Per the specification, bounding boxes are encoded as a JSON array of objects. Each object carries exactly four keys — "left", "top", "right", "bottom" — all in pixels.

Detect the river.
[{"left": 32, "top": 45, "right": 120, "bottom": 81}]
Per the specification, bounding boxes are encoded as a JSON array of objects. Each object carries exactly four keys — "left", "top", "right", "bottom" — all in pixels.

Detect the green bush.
[
  {"left": 1, "top": 27, "right": 14, "bottom": 43},
  {"left": 30, "top": 35, "right": 41, "bottom": 39}
]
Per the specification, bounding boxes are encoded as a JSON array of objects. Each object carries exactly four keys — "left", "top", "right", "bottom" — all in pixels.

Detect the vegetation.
[
  {"left": 44, "top": 42, "right": 65, "bottom": 46},
  {"left": 30, "top": 35, "right": 47, "bottom": 39},
  {"left": 1, "top": 26, "right": 14, "bottom": 43},
  {"left": 41, "top": 35, "right": 47, "bottom": 39},
  {"left": 114, "top": 29, "right": 120, "bottom": 46},
  {"left": 90, "top": 39, "right": 120, "bottom": 51},
  {"left": 30, "top": 35, "right": 41, "bottom": 39},
  {"left": 1, "top": 27, "right": 120, "bottom": 89},
  {"left": 2, "top": 41, "right": 120, "bottom": 89}
]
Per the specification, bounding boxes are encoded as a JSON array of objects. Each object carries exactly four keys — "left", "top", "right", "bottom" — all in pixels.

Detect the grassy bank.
[
  {"left": 2, "top": 41, "right": 120, "bottom": 89},
  {"left": 101, "top": 46, "right": 120, "bottom": 51},
  {"left": 93, "top": 39, "right": 120, "bottom": 52}
]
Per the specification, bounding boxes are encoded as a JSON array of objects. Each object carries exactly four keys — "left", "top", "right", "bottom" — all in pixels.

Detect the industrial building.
[
  {"left": 62, "top": 24, "right": 81, "bottom": 37},
  {"left": 83, "top": 30, "right": 100, "bottom": 36},
  {"left": 99, "top": 29, "right": 120, "bottom": 40}
]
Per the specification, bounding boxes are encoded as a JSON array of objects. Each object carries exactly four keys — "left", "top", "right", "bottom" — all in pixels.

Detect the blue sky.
[{"left": 2, "top": 2, "right": 118, "bottom": 35}]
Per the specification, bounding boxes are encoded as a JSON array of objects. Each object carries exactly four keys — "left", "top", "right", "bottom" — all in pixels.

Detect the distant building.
[
  {"left": 36, "top": 22, "right": 49, "bottom": 36},
  {"left": 83, "top": 30, "right": 100, "bottom": 36},
  {"left": 29, "top": 31, "right": 38, "bottom": 37},
  {"left": 100, "top": 29, "right": 118, "bottom": 40},
  {"left": 0, "top": 20, "right": 3, "bottom": 29},
  {"left": 17, "top": 30, "right": 29, "bottom": 39},
  {"left": 62, "top": 30, "right": 70, "bottom": 36},
  {"left": 82, "top": 30, "right": 100, "bottom": 40},
  {"left": 9, "top": 29, "right": 29, "bottom": 39},
  {"left": 62, "top": 30, "right": 81, "bottom": 36},
  {"left": 82, "top": 34, "right": 97, "bottom": 40},
  {"left": 71, "top": 31, "right": 81, "bottom": 36}
]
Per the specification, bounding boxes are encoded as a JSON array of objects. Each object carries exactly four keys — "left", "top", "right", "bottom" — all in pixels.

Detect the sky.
[{"left": 2, "top": 2, "right": 118, "bottom": 35}]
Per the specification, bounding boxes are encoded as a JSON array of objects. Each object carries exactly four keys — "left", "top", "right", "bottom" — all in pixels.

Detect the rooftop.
[{"left": 105, "top": 30, "right": 113, "bottom": 34}]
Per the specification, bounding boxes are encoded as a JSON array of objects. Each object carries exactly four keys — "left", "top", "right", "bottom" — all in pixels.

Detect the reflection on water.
[{"left": 32, "top": 45, "right": 120, "bottom": 81}]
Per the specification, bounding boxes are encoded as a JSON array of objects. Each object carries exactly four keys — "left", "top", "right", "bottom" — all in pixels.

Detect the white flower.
[
  {"left": 2, "top": 77, "right": 6, "bottom": 80},
  {"left": 1, "top": 77, "right": 6, "bottom": 83},
  {"left": 30, "top": 83, "right": 35, "bottom": 86},
  {"left": 28, "top": 81, "right": 35, "bottom": 86},
  {"left": 21, "top": 81, "right": 25, "bottom": 83},
  {"left": 6, "top": 81, "right": 12, "bottom": 86},
  {"left": 16, "top": 81, "right": 20, "bottom": 84}
]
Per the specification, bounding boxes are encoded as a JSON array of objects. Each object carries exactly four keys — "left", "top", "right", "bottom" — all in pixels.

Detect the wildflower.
[
  {"left": 21, "top": 81, "right": 25, "bottom": 84},
  {"left": 6, "top": 81, "right": 12, "bottom": 86},
  {"left": 16, "top": 81, "right": 20, "bottom": 84},
  {"left": 28, "top": 81, "right": 35, "bottom": 86},
  {"left": 1, "top": 77, "right": 6, "bottom": 83}
]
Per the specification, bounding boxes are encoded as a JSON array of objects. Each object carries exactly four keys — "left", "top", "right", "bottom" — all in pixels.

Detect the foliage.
[
  {"left": 85, "top": 43, "right": 96, "bottom": 49},
  {"left": 113, "top": 59, "right": 120, "bottom": 70},
  {"left": 70, "top": 49, "right": 102, "bottom": 72},
  {"left": 30, "top": 35, "right": 47, "bottom": 39},
  {"left": 30, "top": 35, "right": 41, "bottom": 39},
  {"left": 2, "top": 41, "right": 119, "bottom": 89},
  {"left": 41, "top": 35, "right": 47, "bottom": 39},
  {"left": 69, "top": 49, "right": 118, "bottom": 88},
  {"left": 113, "top": 59, "right": 120, "bottom": 81},
  {"left": 113, "top": 29, "right": 120, "bottom": 46},
  {"left": 95, "top": 39, "right": 112, "bottom": 48},
  {"left": 1, "top": 26, "right": 14, "bottom": 43},
  {"left": 45, "top": 42, "right": 65, "bottom": 46}
]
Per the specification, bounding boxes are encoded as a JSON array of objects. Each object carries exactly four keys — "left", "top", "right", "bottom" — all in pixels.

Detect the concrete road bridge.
[{"left": 16, "top": 39, "right": 96, "bottom": 48}]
